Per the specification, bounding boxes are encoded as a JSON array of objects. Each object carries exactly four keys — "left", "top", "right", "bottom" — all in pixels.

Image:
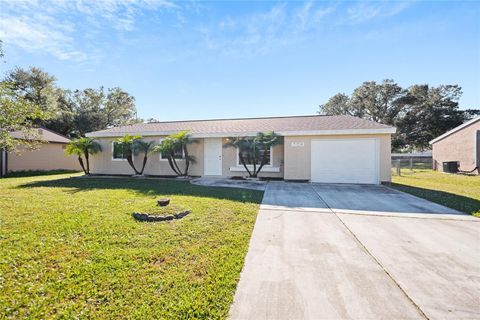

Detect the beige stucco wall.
[
  {"left": 89, "top": 134, "right": 392, "bottom": 182},
  {"left": 89, "top": 137, "right": 204, "bottom": 176},
  {"left": 284, "top": 134, "right": 392, "bottom": 182},
  {"left": 432, "top": 121, "right": 480, "bottom": 173},
  {"left": 8, "top": 143, "right": 81, "bottom": 172},
  {"left": 221, "top": 138, "right": 284, "bottom": 178}
]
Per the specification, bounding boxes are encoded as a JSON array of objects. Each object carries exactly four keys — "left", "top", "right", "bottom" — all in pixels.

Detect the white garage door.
[{"left": 311, "top": 138, "right": 379, "bottom": 184}]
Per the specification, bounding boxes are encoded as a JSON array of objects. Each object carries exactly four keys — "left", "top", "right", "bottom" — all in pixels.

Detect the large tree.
[
  {"left": 5, "top": 67, "right": 61, "bottom": 117},
  {"left": 72, "top": 87, "right": 138, "bottom": 136},
  {"left": 3, "top": 67, "right": 139, "bottom": 137},
  {"left": 0, "top": 82, "right": 49, "bottom": 152},
  {"left": 319, "top": 80, "right": 477, "bottom": 150}
]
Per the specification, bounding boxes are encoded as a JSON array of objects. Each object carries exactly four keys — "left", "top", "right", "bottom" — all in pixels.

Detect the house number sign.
[{"left": 291, "top": 142, "right": 305, "bottom": 147}]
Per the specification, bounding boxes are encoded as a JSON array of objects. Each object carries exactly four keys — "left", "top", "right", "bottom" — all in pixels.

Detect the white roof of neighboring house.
[
  {"left": 10, "top": 128, "right": 71, "bottom": 144},
  {"left": 86, "top": 115, "right": 396, "bottom": 138},
  {"left": 429, "top": 117, "right": 480, "bottom": 144}
]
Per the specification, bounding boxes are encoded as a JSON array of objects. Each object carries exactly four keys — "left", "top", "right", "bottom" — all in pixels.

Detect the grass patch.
[
  {"left": 392, "top": 169, "right": 480, "bottom": 216},
  {"left": 4, "top": 169, "right": 81, "bottom": 178},
  {"left": 0, "top": 173, "right": 263, "bottom": 319}
]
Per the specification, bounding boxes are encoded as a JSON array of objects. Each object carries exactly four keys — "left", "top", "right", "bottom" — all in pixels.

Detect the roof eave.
[
  {"left": 429, "top": 117, "right": 480, "bottom": 145},
  {"left": 86, "top": 127, "right": 396, "bottom": 138}
]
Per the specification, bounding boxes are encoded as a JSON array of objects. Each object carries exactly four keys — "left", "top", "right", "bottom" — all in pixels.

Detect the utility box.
[{"left": 442, "top": 161, "right": 459, "bottom": 173}]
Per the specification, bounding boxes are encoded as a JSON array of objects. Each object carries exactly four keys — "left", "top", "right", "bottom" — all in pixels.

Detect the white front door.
[
  {"left": 204, "top": 138, "right": 223, "bottom": 176},
  {"left": 311, "top": 138, "right": 379, "bottom": 184}
]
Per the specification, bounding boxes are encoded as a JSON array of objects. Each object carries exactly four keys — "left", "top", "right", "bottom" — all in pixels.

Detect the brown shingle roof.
[
  {"left": 10, "top": 128, "right": 71, "bottom": 143},
  {"left": 86, "top": 115, "right": 395, "bottom": 137}
]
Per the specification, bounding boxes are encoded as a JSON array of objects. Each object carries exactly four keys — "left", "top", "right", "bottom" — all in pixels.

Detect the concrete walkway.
[
  {"left": 190, "top": 177, "right": 267, "bottom": 191},
  {"left": 229, "top": 182, "right": 480, "bottom": 320}
]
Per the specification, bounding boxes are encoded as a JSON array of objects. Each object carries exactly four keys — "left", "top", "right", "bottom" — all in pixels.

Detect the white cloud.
[
  {"left": 0, "top": 0, "right": 178, "bottom": 62},
  {"left": 200, "top": 2, "right": 335, "bottom": 57},
  {"left": 0, "top": 16, "right": 87, "bottom": 61},
  {"left": 345, "top": 2, "right": 412, "bottom": 24}
]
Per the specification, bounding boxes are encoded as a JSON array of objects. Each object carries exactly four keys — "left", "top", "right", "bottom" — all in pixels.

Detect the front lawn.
[
  {"left": 0, "top": 173, "right": 263, "bottom": 319},
  {"left": 391, "top": 169, "right": 480, "bottom": 216}
]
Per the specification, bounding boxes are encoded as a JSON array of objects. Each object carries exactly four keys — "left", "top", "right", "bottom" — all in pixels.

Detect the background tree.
[
  {"left": 133, "top": 140, "right": 156, "bottom": 175},
  {"left": 64, "top": 137, "right": 102, "bottom": 175},
  {"left": 152, "top": 131, "right": 196, "bottom": 177},
  {"left": 224, "top": 131, "right": 282, "bottom": 178},
  {"left": 0, "top": 82, "right": 50, "bottom": 152},
  {"left": 115, "top": 135, "right": 141, "bottom": 175},
  {"left": 3, "top": 67, "right": 140, "bottom": 138},
  {"left": 5, "top": 67, "right": 61, "bottom": 118},
  {"left": 319, "top": 79, "right": 478, "bottom": 150}
]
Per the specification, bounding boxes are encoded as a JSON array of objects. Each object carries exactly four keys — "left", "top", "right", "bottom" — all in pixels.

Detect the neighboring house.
[
  {"left": 86, "top": 115, "right": 396, "bottom": 184},
  {"left": 0, "top": 128, "right": 81, "bottom": 177},
  {"left": 430, "top": 117, "right": 480, "bottom": 174}
]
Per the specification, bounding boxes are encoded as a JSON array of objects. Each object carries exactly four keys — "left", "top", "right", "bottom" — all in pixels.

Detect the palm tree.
[
  {"left": 152, "top": 131, "right": 196, "bottom": 176},
  {"left": 65, "top": 137, "right": 102, "bottom": 175},
  {"left": 133, "top": 140, "right": 156, "bottom": 175},
  {"left": 224, "top": 131, "right": 282, "bottom": 178},
  {"left": 115, "top": 134, "right": 141, "bottom": 175}
]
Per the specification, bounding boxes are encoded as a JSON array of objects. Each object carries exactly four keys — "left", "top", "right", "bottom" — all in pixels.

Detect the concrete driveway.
[{"left": 229, "top": 182, "right": 480, "bottom": 320}]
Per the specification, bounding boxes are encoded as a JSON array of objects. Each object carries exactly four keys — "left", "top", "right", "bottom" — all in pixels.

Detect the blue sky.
[{"left": 1, "top": 0, "right": 479, "bottom": 121}]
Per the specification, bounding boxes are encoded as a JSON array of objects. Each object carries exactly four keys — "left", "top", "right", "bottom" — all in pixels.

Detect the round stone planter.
[{"left": 132, "top": 210, "right": 190, "bottom": 222}]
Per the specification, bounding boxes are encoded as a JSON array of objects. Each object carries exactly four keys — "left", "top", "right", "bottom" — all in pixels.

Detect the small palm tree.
[
  {"left": 152, "top": 131, "right": 196, "bottom": 176},
  {"left": 133, "top": 140, "right": 156, "bottom": 175},
  {"left": 115, "top": 134, "right": 141, "bottom": 175},
  {"left": 225, "top": 131, "right": 282, "bottom": 178},
  {"left": 65, "top": 137, "right": 102, "bottom": 175}
]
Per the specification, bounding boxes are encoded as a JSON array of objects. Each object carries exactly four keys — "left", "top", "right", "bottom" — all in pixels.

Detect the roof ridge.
[{"left": 144, "top": 114, "right": 338, "bottom": 125}]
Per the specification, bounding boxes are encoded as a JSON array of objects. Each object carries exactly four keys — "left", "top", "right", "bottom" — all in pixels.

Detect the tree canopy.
[
  {"left": 0, "top": 82, "right": 50, "bottom": 152},
  {"left": 4, "top": 67, "right": 140, "bottom": 138},
  {"left": 319, "top": 79, "right": 479, "bottom": 150}
]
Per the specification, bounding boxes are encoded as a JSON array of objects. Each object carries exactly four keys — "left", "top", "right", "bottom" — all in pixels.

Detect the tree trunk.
[
  {"left": 183, "top": 144, "right": 190, "bottom": 176},
  {"left": 255, "top": 149, "right": 270, "bottom": 177},
  {"left": 166, "top": 156, "right": 181, "bottom": 175},
  {"left": 140, "top": 154, "right": 148, "bottom": 175},
  {"left": 239, "top": 154, "right": 253, "bottom": 177},
  {"left": 127, "top": 155, "right": 139, "bottom": 174},
  {"left": 252, "top": 144, "right": 257, "bottom": 177},
  {"left": 78, "top": 156, "right": 87, "bottom": 174},
  {"left": 171, "top": 157, "right": 183, "bottom": 176},
  {"left": 84, "top": 151, "right": 90, "bottom": 175}
]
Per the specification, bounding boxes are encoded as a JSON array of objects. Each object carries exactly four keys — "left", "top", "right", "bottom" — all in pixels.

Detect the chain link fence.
[{"left": 391, "top": 157, "right": 432, "bottom": 176}]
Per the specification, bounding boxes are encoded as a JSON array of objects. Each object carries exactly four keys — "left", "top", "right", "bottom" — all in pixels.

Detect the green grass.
[
  {"left": 391, "top": 169, "right": 480, "bottom": 216},
  {"left": 0, "top": 173, "right": 263, "bottom": 319},
  {"left": 5, "top": 169, "right": 81, "bottom": 178}
]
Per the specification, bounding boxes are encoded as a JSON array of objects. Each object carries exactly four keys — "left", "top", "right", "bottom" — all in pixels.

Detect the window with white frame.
[
  {"left": 112, "top": 142, "right": 129, "bottom": 160},
  {"left": 159, "top": 139, "right": 185, "bottom": 160},
  {"left": 237, "top": 142, "right": 272, "bottom": 166}
]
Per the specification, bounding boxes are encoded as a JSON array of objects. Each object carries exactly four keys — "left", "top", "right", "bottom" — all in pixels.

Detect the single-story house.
[
  {"left": 86, "top": 115, "right": 395, "bottom": 184},
  {"left": 0, "top": 128, "right": 81, "bottom": 177},
  {"left": 430, "top": 116, "right": 480, "bottom": 174}
]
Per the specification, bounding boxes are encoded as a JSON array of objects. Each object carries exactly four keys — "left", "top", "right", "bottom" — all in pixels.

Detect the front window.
[
  {"left": 112, "top": 142, "right": 128, "bottom": 160},
  {"left": 238, "top": 142, "right": 271, "bottom": 166}
]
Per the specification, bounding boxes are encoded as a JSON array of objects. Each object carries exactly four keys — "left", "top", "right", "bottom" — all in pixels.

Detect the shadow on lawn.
[
  {"left": 17, "top": 176, "right": 264, "bottom": 204},
  {"left": 391, "top": 183, "right": 480, "bottom": 216}
]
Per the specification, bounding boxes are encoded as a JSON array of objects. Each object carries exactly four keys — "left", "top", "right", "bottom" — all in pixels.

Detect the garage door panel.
[{"left": 311, "top": 139, "right": 378, "bottom": 184}]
